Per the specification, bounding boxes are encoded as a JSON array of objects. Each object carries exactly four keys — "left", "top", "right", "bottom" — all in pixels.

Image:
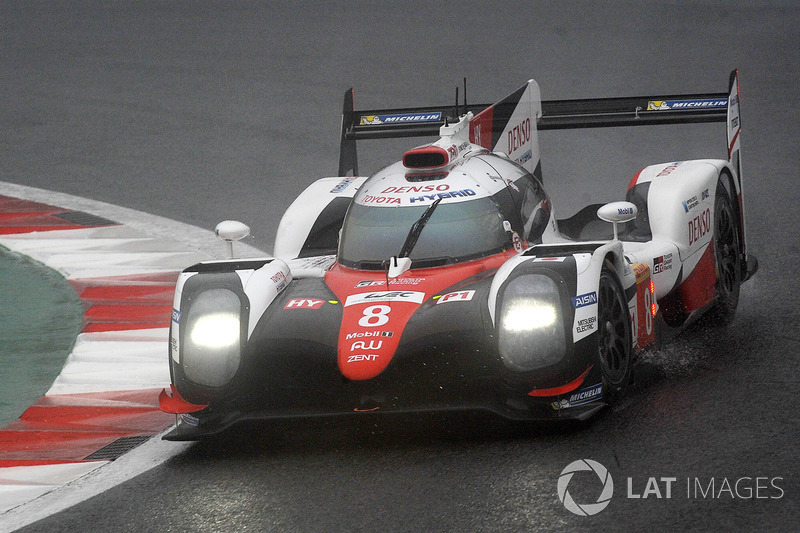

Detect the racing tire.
[
  {"left": 707, "top": 181, "right": 742, "bottom": 324},
  {"left": 597, "top": 261, "right": 633, "bottom": 405}
]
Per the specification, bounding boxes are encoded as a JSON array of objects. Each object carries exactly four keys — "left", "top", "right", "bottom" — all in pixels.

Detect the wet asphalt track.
[{"left": 3, "top": 1, "right": 799, "bottom": 530}]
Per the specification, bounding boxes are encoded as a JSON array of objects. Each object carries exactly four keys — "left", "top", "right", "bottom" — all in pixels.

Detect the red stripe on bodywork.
[
  {"left": 676, "top": 243, "right": 717, "bottom": 313},
  {"left": 527, "top": 366, "right": 592, "bottom": 397},
  {"left": 326, "top": 253, "right": 515, "bottom": 380},
  {"left": 159, "top": 385, "right": 207, "bottom": 414},
  {"left": 627, "top": 168, "right": 645, "bottom": 191},
  {"left": 469, "top": 106, "right": 494, "bottom": 150}
]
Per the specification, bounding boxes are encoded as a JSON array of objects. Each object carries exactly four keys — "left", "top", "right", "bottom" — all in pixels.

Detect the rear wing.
[{"left": 338, "top": 69, "right": 741, "bottom": 177}]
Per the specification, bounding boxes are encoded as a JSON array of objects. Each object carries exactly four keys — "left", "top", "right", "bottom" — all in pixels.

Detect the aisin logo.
[{"left": 557, "top": 459, "right": 613, "bottom": 516}]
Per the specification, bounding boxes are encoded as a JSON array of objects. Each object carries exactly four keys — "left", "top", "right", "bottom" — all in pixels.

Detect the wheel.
[
  {"left": 709, "top": 180, "right": 742, "bottom": 323},
  {"left": 597, "top": 261, "right": 632, "bottom": 405}
]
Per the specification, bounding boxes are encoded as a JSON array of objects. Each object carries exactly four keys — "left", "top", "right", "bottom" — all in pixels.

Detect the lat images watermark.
[
  {"left": 557, "top": 459, "right": 614, "bottom": 516},
  {"left": 557, "top": 459, "right": 785, "bottom": 516}
]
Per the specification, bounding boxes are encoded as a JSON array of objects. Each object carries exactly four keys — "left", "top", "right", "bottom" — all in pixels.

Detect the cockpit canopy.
[{"left": 337, "top": 196, "right": 511, "bottom": 269}]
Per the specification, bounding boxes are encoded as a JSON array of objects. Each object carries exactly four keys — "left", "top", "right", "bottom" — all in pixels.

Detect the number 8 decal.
[{"left": 359, "top": 305, "right": 391, "bottom": 327}]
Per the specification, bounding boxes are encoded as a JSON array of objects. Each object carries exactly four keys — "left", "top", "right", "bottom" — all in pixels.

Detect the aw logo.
[{"left": 557, "top": 459, "right": 614, "bottom": 516}]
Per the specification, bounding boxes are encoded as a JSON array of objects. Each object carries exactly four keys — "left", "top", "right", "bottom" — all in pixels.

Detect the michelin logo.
[
  {"left": 647, "top": 99, "right": 727, "bottom": 111},
  {"left": 360, "top": 112, "right": 442, "bottom": 125},
  {"left": 552, "top": 383, "right": 603, "bottom": 410}
]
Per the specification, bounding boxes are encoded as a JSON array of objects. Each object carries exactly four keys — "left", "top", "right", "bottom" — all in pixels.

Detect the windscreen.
[{"left": 338, "top": 197, "right": 510, "bottom": 268}]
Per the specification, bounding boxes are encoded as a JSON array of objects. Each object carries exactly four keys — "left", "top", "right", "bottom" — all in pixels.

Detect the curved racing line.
[{"left": 0, "top": 184, "right": 238, "bottom": 515}]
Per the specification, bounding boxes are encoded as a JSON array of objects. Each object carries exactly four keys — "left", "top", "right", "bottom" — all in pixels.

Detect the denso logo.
[
  {"left": 284, "top": 298, "right": 325, "bottom": 309},
  {"left": 507, "top": 118, "right": 531, "bottom": 155},
  {"left": 381, "top": 184, "right": 449, "bottom": 194},
  {"left": 351, "top": 340, "right": 382, "bottom": 352},
  {"left": 689, "top": 208, "right": 711, "bottom": 245},
  {"left": 571, "top": 291, "right": 598, "bottom": 308}
]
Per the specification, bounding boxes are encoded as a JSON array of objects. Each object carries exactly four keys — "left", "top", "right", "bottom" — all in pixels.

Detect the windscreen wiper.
[{"left": 398, "top": 197, "right": 442, "bottom": 259}]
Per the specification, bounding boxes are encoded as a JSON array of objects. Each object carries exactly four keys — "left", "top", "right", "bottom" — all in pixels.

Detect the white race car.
[{"left": 160, "top": 70, "right": 756, "bottom": 439}]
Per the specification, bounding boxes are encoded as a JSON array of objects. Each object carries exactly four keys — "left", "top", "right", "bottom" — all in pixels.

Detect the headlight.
[
  {"left": 183, "top": 288, "right": 242, "bottom": 388},
  {"left": 498, "top": 274, "right": 566, "bottom": 371}
]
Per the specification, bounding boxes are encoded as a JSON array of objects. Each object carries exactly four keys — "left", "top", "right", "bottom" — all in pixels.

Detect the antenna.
[
  {"left": 463, "top": 77, "right": 467, "bottom": 116},
  {"left": 454, "top": 86, "right": 459, "bottom": 118}
]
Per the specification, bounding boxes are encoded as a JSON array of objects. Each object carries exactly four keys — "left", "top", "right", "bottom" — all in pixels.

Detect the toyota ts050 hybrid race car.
[{"left": 159, "top": 70, "right": 757, "bottom": 440}]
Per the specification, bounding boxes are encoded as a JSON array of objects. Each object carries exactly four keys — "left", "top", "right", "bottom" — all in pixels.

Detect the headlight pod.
[
  {"left": 183, "top": 288, "right": 243, "bottom": 388},
  {"left": 498, "top": 274, "right": 567, "bottom": 371}
]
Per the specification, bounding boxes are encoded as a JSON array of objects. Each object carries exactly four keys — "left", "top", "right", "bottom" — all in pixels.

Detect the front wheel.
[{"left": 597, "top": 261, "right": 633, "bottom": 405}]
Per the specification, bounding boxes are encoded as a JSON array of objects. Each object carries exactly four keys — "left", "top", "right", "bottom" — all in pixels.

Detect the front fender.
[{"left": 169, "top": 258, "right": 291, "bottom": 403}]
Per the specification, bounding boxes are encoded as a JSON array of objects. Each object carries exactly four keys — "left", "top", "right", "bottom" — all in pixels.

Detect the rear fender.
[{"left": 634, "top": 160, "right": 731, "bottom": 263}]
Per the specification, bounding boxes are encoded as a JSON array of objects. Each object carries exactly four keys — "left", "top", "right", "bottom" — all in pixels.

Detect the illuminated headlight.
[
  {"left": 498, "top": 274, "right": 566, "bottom": 371},
  {"left": 183, "top": 288, "right": 242, "bottom": 388}
]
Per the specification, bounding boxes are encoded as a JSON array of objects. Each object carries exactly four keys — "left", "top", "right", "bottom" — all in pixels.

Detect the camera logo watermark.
[
  {"left": 557, "top": 459, "right": 614, "bottom": 516},
  {"left": 557, "top": 459, "right": 785, "bottom": 516}
]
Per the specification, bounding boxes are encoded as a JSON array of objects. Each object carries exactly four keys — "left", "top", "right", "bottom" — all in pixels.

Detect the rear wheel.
[
  {"left": 709, "top": 181, "right": 742, "bottom": 323},
  {"left": 597, "top": 261, "right": 632, "bottom": 405}
]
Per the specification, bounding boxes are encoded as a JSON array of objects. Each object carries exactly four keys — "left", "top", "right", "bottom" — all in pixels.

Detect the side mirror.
[
  {"left": 215, "top": 220, "right": 251, "bottom": 258},
  {"left": 597, "top": 202, "right": 637, "bottom": 241},
  {"left": 388, "top": 256, "right": 412, "bottom": 278}
]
